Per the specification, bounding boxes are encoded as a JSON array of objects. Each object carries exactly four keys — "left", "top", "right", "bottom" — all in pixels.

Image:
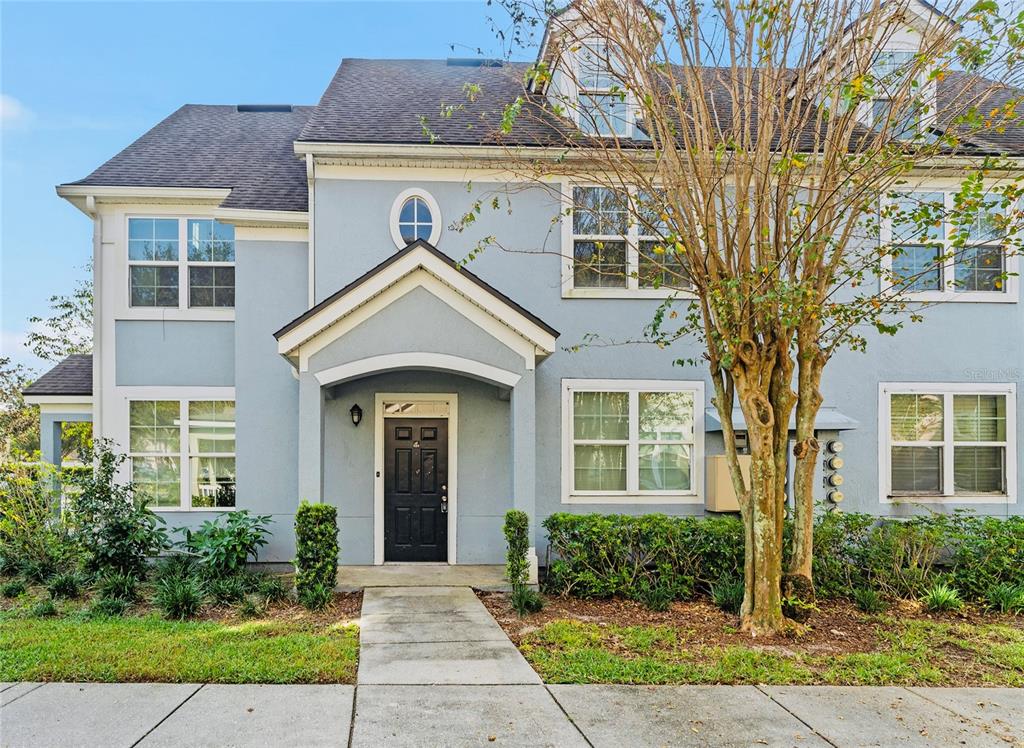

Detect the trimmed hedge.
[
  {"left": 503, "top": 510, "right": 530, "bottom": 588},
  {"left": 294, "top": 502, "right": 339, "bottom": 598},
  {"left": 542, "top": 513, "right": 743, "bottom": 602}
]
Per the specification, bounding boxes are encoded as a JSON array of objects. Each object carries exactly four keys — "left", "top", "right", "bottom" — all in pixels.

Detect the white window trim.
[
  {"left": 389, "top": 188, "right": 442, "bottom": 249},
  {"left": 122, "top": 215, "right": 236, "bottom": 321},
  {"left": 880, "top": 190, "right": 1020, "bottom": 303},
  {"left": 561, "top": 378, "right": 705, "bottom": 504},
  {"left": 560, "top": 181, "right": 697, "bottom": 300},
  {"left": 878, "top": 382, "right": 1017, "bottom": 505},
  {"left": 572, "top": 39, "right": 634, "bottom": 139},
  {"left": 113, "top": 386, "right": 236, "bottom": 512}
]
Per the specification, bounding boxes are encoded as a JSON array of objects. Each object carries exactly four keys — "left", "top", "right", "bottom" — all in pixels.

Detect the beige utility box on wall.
[{"left": 706, "top": 454, "right": 752, "bottom": 512}]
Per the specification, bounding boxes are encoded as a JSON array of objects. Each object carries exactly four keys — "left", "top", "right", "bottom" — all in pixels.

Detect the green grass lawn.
[
  {"left": 0, "top": 612, "right": 359, "bottom": 684},
  {"left": 519, "top": 618, "right": 1024, "bottom": 686}
]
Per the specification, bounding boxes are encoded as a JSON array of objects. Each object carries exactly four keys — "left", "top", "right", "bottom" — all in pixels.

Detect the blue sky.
[{"left": 1, "top": 0, "right": 530, "bottom": 372}]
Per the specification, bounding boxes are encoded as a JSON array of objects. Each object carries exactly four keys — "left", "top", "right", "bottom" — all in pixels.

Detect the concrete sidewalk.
[{"left": 2, "top": 587, "right": 1022, "bottom": 746}]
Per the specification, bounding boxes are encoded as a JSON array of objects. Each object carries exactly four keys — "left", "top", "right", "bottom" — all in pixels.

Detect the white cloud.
[{"left": 0, "top": 94, "right": 34, "bottom": 130}]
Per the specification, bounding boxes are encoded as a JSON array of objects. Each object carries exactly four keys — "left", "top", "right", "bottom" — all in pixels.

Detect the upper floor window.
[
  {"left": 576, "top": 41, "right": 630, "bottom": 137},
  {"left": 880, "top": 383, "right": 1016, "bottom": 503},
  {"left": 127, "top": 217, "right": 235, "bottom": 309},
  {"left": 867, "top": 50, "right": 930, "bottom": 140},
  {"left": 568, "top": 185, "right": 691, "bottom": 296},
  {"left": 389, "top": 189, "right": 442, "bottom": 249},
  {"left": 883, "top": 191, "right": 1017, "bottom": 302}
]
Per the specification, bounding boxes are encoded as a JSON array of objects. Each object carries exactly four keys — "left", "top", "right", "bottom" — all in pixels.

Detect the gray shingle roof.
[
  {"left": 23, "top": 354, "right": 93, "bottom": 396},
  {"left": 67, "top": 105, "right": 314, "bottom": 212}
]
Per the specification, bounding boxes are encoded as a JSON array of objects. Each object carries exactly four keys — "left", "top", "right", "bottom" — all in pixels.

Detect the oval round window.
[{"left": 398, "top": 196, "right": 433, "bottom": 244}]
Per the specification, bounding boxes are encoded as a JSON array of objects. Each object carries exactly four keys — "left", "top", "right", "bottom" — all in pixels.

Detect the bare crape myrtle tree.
[{"left": 423, "top": 0, "right": 1024, "bottom": 634}]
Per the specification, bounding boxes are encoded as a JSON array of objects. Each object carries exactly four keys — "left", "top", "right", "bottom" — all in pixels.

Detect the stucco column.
[
  {"left": 297, "top": 372, "right": 324, "bottom": 504},
  {"left": 511, "top": 368, "right": 539, "bottom": 583},
  {"left": 40, "top": 414, "right": 63, "bottom": 467}
]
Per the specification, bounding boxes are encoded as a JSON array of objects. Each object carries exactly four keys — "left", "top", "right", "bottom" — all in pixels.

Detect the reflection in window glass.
[{"left": 398, "top": 196, "right": 433, "bottom": 244}]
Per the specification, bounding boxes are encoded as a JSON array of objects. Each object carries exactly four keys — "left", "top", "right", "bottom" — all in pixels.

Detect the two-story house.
[{"left": 24, "top": 2, "right": 1023, "bottom": 579}]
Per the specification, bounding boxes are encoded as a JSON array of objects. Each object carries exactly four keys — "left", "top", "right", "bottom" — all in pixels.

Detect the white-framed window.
[
  {"left": 127, "top": 216, "right": 235, "bottom": 310},
  {"left": 128, "top": 397, "right": 236, "bottom": 510},
  {"left": 879, "top": 383, "right": 1016, "bottom": 504},
  {"left": 881, "top": 191, "right": 1019, "bottom": 302},
  {"left": 867, "top": 50, "right": 924, "bottom": 139},
  {"left": 561, "top": 379, "right": 704, "bottom": 504},
  {"left": 389, "top": 188, "right": 442, "bottom": 249},
  {"left": 564, "top": 184, "right": 692, "bottom": 298},
  {"left": 575, "top": 40, "right": 631, "bottom": 137}
]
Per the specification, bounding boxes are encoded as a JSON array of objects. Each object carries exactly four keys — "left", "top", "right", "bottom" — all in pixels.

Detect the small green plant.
[
  {"left": 294, "top": 502, "right": 338, "bottom": 601},
  {"left": 88, "top": 596, "right": 128, "bottom": 618},
  {"left": 152, "top": 554, "right": 200, "bottom": 583},
  {"left": 154, "top": 575, "right": 206, "bottom": 620},
  {"left": 852, "top": 587, "right": 887, "bottom": 614},
  {"left": 0, "top": 553, "right": 19, "bottom": 576},
  {"left": 922, "top": 582, "right": 963, "bottom": 612},
  {"left": 96, "top": 570, "right": 139, "bottom": 602},
  {"left": 208, "top": 575, "right": 246, "bottom": 605},
  {"left": 985, "top": 583, "right": 1024, "bottom": 614},
  {"left": 510, "top": 585, "right": 544, "bottom": 616},
  {"left": 46, "top": 571, "right": 83, "bottom": 600},
  {"left": 2, "top": 579, "right": 27, "bottom": 598},
  {"left": 297, "top": 581, "right": 333, "bottom": 611},
  {"left": 238, "top": 593, "right": 268, "bottom": 618},
  {"left": 254, "top": 574, "right": 288, "bottom": 603},
  {"left": 711, "top": 577, "right": 744, "bottom": 615},
  {"left": 31, "top": 599, "right": 58, "bottom": 617},
  {"left": 177, "top": 511, "right": 272, "bottom": 575},
  {"left": 782, "top": 595, "right": 818, "bottom": 623},
  {"left": 635, "top": 577, "right": 675, "bottom": 612},
  {"left": 19, "top": 557, "right": 58, "bottom": 584}
]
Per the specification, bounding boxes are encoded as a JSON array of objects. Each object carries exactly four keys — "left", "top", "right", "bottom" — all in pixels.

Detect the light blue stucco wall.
[{"left": 115, "top": 321, "right": 234, "bottom": 386}]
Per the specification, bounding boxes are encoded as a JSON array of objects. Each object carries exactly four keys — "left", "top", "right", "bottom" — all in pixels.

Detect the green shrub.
[
  {"left": 985, "top": 583, "right": 1024, "bottom": 614},
  {"left": 0, "top": 462, "right": 75, "bottom": 582},
  {"left": 1, "top": 580, "right": 26, "bottom": 598},
  {"left": 294, "top": 502, "right": 338, "bottom": 600},
  {"left": 254, "top": 574, "right": 288, "bottom": 603},
  {"left": 176, "top": 511, "right": 272, "bottom": 575},
  {"left": 542, "top": 513, "right": 741, "bottom": 604},
  {"left": 31, "top": 599, "right": 58, "bottom": 617},
  {"left": 510, "top": 586, "right": 544, "bottom": 615},
  {"left": 852, "top": 587, "right": 887, "bottom": 614},
  {"left": 208, "top": 575, "right": 247, "bottom": 605},
  {"left": 19, "top": 556, "right": 59, "bottom": 584},
  {"left": 503, "top": 510, "right": 530, "bottom": 588},
  {"left": 152, "top": 554, "right": 200, "bottom": 583},
  {"left": 635, "top": 577, "right": 675, "bottom": 612},
  {"left": 297, "top": 582, "right": 333, "bottom": 611},
  {"left": 711, "top": 577, "right": 745, "bottom": 615},
  {"left": 65, "top": 442, "right": 169, "bottom": 577},
  {"left": 96, "top": 570, "right": 139, "bottom": 602},
  {"left": 46, "top": 571, "right": 83, "bottom": 600},
  {"left": 946, "top": 515, "right": 1024, "bottom": 600},
  {"left": 88, "top": 597, "right": 128, "bottom": 618},
  {"left": 922, "top": 582, "right": 963, "bottom": 612},
  {"left": 154, "top": 575, "right": 205, "bottom": 620},
  {"left": 0, "top": 553, "right": 19, "bottom": 576},
  {"left": 238, "top": 594, "right": 268, "bottom": 618}
]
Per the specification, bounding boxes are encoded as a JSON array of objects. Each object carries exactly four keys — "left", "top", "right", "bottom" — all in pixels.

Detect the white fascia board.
[
  {"left": 56, "top": 185, "right": 231, "bottom": 203},
  {"left": 24, "top": 395, "right": 93, "bottom": 407},
  {"left": 277, "top": 245, "right": 557, "bottom": 359},
  {"left": 213, "top": 207, "right": 309, "bottom": 228}
]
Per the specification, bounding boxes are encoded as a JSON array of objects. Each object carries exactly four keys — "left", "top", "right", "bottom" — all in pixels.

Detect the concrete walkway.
[{"left": 2, "top": 587, "right": 1022, "bottom": 746}]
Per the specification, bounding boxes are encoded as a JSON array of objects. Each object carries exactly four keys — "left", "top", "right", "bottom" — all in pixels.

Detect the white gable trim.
[
  {"left": 316, "top": 353, "right": 521, "bottom": 389},
  {"left": 277, "top": 245, "right": 557, "bottom": 369}
]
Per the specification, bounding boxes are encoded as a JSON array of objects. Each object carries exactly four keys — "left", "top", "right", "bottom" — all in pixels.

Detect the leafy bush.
[
  {"left": 154, "top": 575, "right": 205, "bottom": 620},
  {"left": 635, "top": 577, "right": 675, "bottom": 612},
  {"left": 985, "top": 583, "right": 1024, "bottom": 615},
  {"left": 503, "top": 510, "right": 530, "bottom": 587},
  {"left": 177, "top": 511, "right": 272, "bottom": 575},
  {"left": 852, "top": 587, "right": 887, "bottom": 614},
  {"left": 65, "top": 442, "right": 169, "bottom": 577},
  {"left": 0, "top": 552, "right": 19, "bottom": 576},
  {"left": 88, "top": 597, "right": 128, "bottom": 618},
  {"left": 542, "top": 513, "right": 741, "bottom": 604},
  {"left": 208, "top": 575, "right": 247, "bottom": 605},
  {"left": 297, "top": 582, "right": 333, "bottom": 611},
  {"left": 945, "top": 516, "right": 1024, "bottom": 600},
  {"left": 96, "top": 571, "right": 139, "bottom": 602},
  {"left": 46, "top": 571, "right": 83, "bottom": 600},
  {"left": 31, "top": 599, "right": 57, "bottom": 617},
  {"left": 510, "top": 586, "right": 544, "bottom": 616},
  {"left": 922, "top": 582, "right": 963, "bottom": 612},
  {"left": 254, "top": 574, "right": 288, "bottom": 603},
  {"left": 1, "top": 580, "right": 26, "bottom": 598},
  {"left": 711, "top": 576, "right": 745, "bottom": 615},
  {"left": 294, "top": 502, "right": 338, "bottom": 601},
  {"left": 0, "top": 462, "right": 74, "bottom": 580},
  {"left": 152, "top": 554, "right": 200, "bottom": 583}
]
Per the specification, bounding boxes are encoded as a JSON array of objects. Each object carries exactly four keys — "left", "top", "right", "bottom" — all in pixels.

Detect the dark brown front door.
[{"left": 384, "top": 418, "right": 448, "bottom": 562}]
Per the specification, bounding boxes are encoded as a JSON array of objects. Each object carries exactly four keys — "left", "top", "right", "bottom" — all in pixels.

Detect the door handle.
[{"left": 440, "top": 495, "right": 448, "bottom": 513}]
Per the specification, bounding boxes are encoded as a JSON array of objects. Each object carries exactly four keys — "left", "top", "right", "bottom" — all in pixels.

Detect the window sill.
[
  {"left": 152, "top": 507, "right": 239, "bottom": 513},
  {"left": 893, "top": 291, "right": 1017, "bottom": 304},
  {"left": 562, "top": 287, "right": 697, "bottom": 300},
  {"left": 116, "top": 308, "right": 236, "bottom": 322},
  {"left": 562, "top": 493, "right": 702, "bottom": 505},
  {"left": 882, "top": 494, "right": 1014, "bottom": 505}
]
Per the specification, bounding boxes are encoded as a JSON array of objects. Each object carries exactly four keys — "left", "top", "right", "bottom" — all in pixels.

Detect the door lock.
[{"left": 440, "top": 495, "right": 448, "bottom": 513}]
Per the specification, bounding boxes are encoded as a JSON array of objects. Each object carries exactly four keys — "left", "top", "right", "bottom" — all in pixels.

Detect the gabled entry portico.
[{"left": 275, "top": 240, "right": 558, "bottom": 579}]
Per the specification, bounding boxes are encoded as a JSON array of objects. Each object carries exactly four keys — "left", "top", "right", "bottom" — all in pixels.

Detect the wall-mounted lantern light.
[{"left": 350, "top": 404, "right": 363, "bottom": 427}]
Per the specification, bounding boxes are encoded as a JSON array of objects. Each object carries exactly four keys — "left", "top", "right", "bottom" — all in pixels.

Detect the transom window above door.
[
  {"left": 562, "top": 379, "right": 704, "bottom": 504},
  {"left": 127, "top": 217, "right": 235, "bottom": 312},
  {"left": 389, "top": 189, "right": 442, "bottom": 248}
]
